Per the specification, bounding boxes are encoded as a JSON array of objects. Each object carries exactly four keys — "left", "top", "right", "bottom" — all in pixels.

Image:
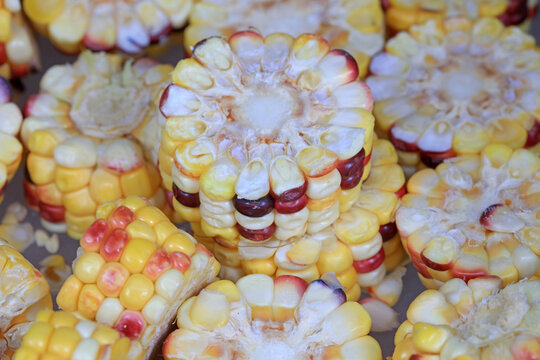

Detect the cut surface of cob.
[
  {"left": 0, "top": 239, "right": 52, "bottom": 359},
  {"left": 163, "top": 274, "right": 382, "bottom": 360},
  {"left": 22, "top": 0, "right": 192, "bottom": 54},
  {"left": 393, "top": 277, "right": 540, "bottom": 359},
  {"left": 0, "top": 0, "right": 39, "bottom": 79},
  {"left": 185, "top": 0, "right": 384, "bottom": 77},
  {"left": 14, "top": 310, "right": 145, "bottom": 360},
  {"left": 367, "top": 17, "right": 540, "bottom": 176},
  {"left": 21, "top": 51, "right": 173, "bottom": 239},
  {"left": 56, "top": 196, "right": 220, "bottom": 358},
  {"left": 382, "top": 0, "right": 537, "bottom": 34},
  {"left": 396, "top": 144, "right": 540, "bottom": 289},
  {"left": 0, "top": 76, "right": 23, "bottom": 204}
]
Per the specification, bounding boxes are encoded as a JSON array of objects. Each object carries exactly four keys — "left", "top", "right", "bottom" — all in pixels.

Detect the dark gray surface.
[{"left": 1, "top": 16, "right": 539, "bottom": 359}]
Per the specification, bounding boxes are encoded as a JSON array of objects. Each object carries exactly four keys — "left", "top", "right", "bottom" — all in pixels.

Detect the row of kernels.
[{"left": 14, "top": 310, "right": 144, "bottom": 360}]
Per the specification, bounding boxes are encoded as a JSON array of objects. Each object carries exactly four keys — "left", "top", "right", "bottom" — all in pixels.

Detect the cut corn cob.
[
  {"left": 22, "top": 0, "right": 192, "bottom": 54},
  {"left": 0, "top": 76, "right": 23, "bottom": 204},
  {"left": 0, "top": 239, "right": 52, "bottom": 359},
  {"left": 185, "top": 0, "right": 384, "bottom": 77},
  {"left": 396, "top": 144, "right": 540, "bottom": 288},
  {"left": 163, "top": 274, "right": 382, "bottom": 360},
  {"left": 367, "top": 17, "right": 540, "bottom": 176},
  {"left": 56, "top": 196, "right": 220, "bottom": 358},
  {"left": 21, "top": 51, "right": 174, "bottom": 239},
  {"left": 0, "top": 0, "right": 40, "bottom": 79},
  {"left": 382, "top": 0, "right": 536, "bottom": 34},
  {"left": 393, "top": 277, "right": 540, "bottom": 359},
  {"left": 14, "top": 310, "right": 145, "bottom": 360}
]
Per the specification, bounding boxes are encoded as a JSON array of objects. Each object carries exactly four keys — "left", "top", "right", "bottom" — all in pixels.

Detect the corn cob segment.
[
  {"left": 21, "top": 52, "right": 173, "bottom": 239},
  {"left": 367, "top": 17, "right": 540, "bottom": 176},
  {"left": 163, "top": 274, "right": 382, "bottom": 360},
  {"left": 393, "top": 277, "right": 540, "bottom": 359},
  {"left": 14, "top": 310, "right": 145, "bottom": 360},
  {"left": 0, "top": 239, "right": 53, "bottom": 359},
  {"left": 0, "top": 77, "right": 23, "bottom": 204},
  {"left": 22, "top": 0, "right": 192, "bottom": 54},
  {"left": 381, "top": 0, "right": 537, "bottom": 34},
  {"left": 0, "top": 0, "right": 40, "bottom": 79},
  {"left": 56, "top": 196, "right": 220, "bottom": 358},
  {"left": 397, "top": 144, "right": 540, "bottom": 288},
  {"left": 185, "top": 0, "right": 384, "bottom": 77}
]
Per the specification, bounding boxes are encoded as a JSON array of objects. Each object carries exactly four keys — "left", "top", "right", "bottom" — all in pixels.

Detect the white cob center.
[
  {"left": 222, "top": 0, "right": 327, "bottom": 37},
  {"left": 441, "top": 68, "right": 485, "bottom": 101},
  {"left": 454, "top": 286, "right": 530, "bottom": 347},
  {"left": 69, "top": 83, "right": 150, "bottom": 139}
]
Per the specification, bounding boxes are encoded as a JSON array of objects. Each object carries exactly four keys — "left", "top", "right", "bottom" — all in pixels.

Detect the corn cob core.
[
  {"left": 21, "top": 51, "right": 172, "bottom": 239},
  {"left": 0, "top": 77, "right": 23, "bottom": 205},
  {"left": 0, "top": 239, "right": 52, "bottom": 359},
  {"left": 396, "top": 144, "right": 540, "bottom": 289},
  {"left": 56, "top": 196, "right": 220, "bottom": 359},
  {"left": 163, "top": 274, "right": 382, "bottom": 360},
  {"left": 0, "top": 0, "right": 39, "bottom": 79},
  {"left": 382, "top": 0, "right": 536, "bottom": 34},
  {"left": 393, "top": 277, "right": 540, "bottom": 359},
  {"left": 366, "top": 17, "right": 540, "bottom": 177},
  {"left": 185, "top": 0, "right": 384, "bottom": 77},
  {"left": 22, "top": 0, "right": 192, "bottom": 54},
  {"left": 14, "top": 310, "right": 145, "bottom": 360}
]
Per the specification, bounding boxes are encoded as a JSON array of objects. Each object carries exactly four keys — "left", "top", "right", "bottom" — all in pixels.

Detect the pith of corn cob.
[
  {"left": 14, "top": 310, "right": 145, "bottom": 360},
  {"left": 0, "top": 238, "right": 52, "bottom": 359},
  {"left": 0, "top": 77, "right": 23, "bottom": 204},
  {"left": 0, "top": 0, "right": 39, "bottom": 79},
  {"left": 381, "top": 0, "right": 536, "bottom": 34},
  {"left": 185, "top": 0, "right": 384, "bottom": 78},
  {"left": 22, "top": 0, "right": 192, "bottom": 54},
  {"left": 393, "top": 277, "right": 540, "bottom": 359},
  {"left": 367, "top": 17, "right": 540, "bottom": 177},
  {"left": 163, "top": 274, "right": 382, "bottom": 360},
  {"left": 56, "top": 196, "right": 220, "bottom": 358},
  {"left": 396, "top": 144, "right": 540, "bottom": 289},
  {"left": 21, "top": 51, "right": 173, "bottom": 239}
]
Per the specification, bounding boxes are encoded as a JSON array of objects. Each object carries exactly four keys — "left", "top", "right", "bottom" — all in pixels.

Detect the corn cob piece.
[
  {"left": 396, "top": 144, "right": 540, "bottom": 288},
  {"left": 381, "top": 0, "right": 537, "bottom": 35},
  {"left": 14, "top": 310, "right": 145, "bottom": 360},
  {"left": 56, "top": 196, "right": 220, "bottom": 358},
  {"left": 0, "top": 0, "right": 39, "bottom": 79},
  {"left": 21, "top": 51, "right": 173, "bottom": 239},
  {"left": 367, "top": 17, "right": 540, "bottom": 176},
  {"left": 0, "top": 239, "right": 52, "bottom": 359},
  {"left": 393, "top": 277, "right": 540, "bottom": 359},
  {"left": 0, "top": 76, "right": 23, "bottom": 204},
  {"left": 22, "top": 0, "right": 191, "bottom": 54},
  {"left": 163, "top": 274, "right": 382, "bottom": 360},
  {"left": 185, "top": 0, "right": 384, "bottom": 77}
]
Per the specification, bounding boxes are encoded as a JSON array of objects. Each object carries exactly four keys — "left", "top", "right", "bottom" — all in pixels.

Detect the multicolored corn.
[
  {"left": 367, "top": 17, "right": 540, "bottom": 176},
  {"left": 397, "top": 144, "right": 540, "bottom": 289},
  {"left": 56, "top": 196, "right": 220, "bottom": 357},
  {"left": 393, "top": 277, "right": 540, "bottom": 359},
  {"left": 0, "top": 0, "right": 39, "bottom": 79},
  {"left": 22, "top": 0, "right": 192, "bottom": 54},
  {"left": 185, "top": 0, "right": 384, "bottom": 77},
  {"left": 381, "top": 0, "right": 538, "bottom": 34},
  {"left": 163, "top": 274, "right": 382, "bottom": 360},
  {"left": 0, "top": 239, "right": 52, "bottom": 359},
  {"left": 14, "top": 310, "right": 145, "bottom": 360},
  {"left": 0, "top": 76, "right": 22, "bottom": 204},
  {"left": 21, "top": 51, "right": 173, "bottom": 239}
]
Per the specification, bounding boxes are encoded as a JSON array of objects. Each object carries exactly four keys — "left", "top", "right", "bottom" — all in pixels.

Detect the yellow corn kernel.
[
  {"left": 50, "top": 311, "right": 78, "bottom": 328},
  {"left": 241, "top": 258, "right": 277, "bottom": 276},
  {"left": 27, "top": 154, "right": 56, "bottom": 185},
  {"left": 119, "top": 274, "right": 155, "bottom": 311},
  {"left": 55, "top": 166, "right": 92, "bottom": 193},
  {"left": 74, "top": 252, "right": 105, "bottom": 283},
  {"left": 121, "top": 166, "right": 154, "bottom": 198},
  {"left": 89, "top": 169, "right": 123, "bottom": 204},
  {"left": 135, "top": 206, "right": 169, "bottom": 226},
  {"left": 92, "top": 326, "right": 120, "bottom": 345},
  {"left": 56, "top": 275, "right": 83, "bottom": 312},
  {"left": 126, "top": 220, "right": 157, "bottom": 243},
  {"left": 163, "top": 232, "right": 196, "bottom": 257},
  {"left": 120, "top": 238, "right": 157, "bottom": 274},
  {"left": 78, "top": 284, "right": 105, "bottom": 319},
  {"left": 48, "top": 326, "right": 81, "bottom": 358},
  {"left": 63, "top": 187, "right": 98, "bottom": 216},
  {"left": 154, "top": 220, "right": 178, "bottom": 246},
  {"left": 21, "top": 321, "right": 54, "bottom": 353},
  {"left": 317, "top": 241, "right": 354, "bottom": 275},
  {"left": 412, "top": 322, "right": 451, "bottom": 353}
]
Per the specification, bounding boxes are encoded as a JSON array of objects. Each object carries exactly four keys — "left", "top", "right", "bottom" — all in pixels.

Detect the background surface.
[{"left": 2, "top": 17, "right": 539, "bottom": 358}]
